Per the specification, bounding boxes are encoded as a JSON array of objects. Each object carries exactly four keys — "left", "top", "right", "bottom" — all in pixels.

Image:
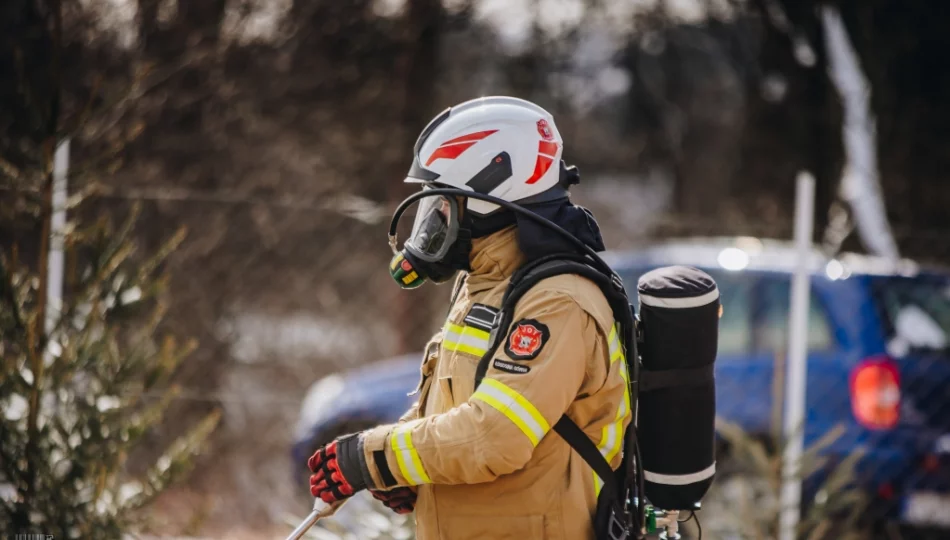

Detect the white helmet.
[{"left": 406, "top": 96, "right": 565, "bottom": 216}]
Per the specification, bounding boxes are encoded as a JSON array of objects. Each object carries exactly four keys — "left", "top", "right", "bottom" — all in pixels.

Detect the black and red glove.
[
  {"left": 370, "top": 486, "right": 417, "bottom": 515},
  {"left": 308, "top": 434, "right": 373, "bottom": 504}
]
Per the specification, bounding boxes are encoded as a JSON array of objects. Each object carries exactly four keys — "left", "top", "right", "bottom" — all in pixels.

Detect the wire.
[
  {"left": 686, "top": 510, "right": 702, "bottom": 540},
  {"left": 673, "top": 510, "right": 702, "bottom": 539}
]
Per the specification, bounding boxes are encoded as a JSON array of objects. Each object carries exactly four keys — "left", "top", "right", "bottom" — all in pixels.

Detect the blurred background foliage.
[
  {"left": 0, "top": 194, "right": 220, "bottom": 538},
  {"left": 708, "top": 418, "right": 869, "bottom": 540},
  {"left": 2, "top": 0, "right": 949, "bottom": 536}
]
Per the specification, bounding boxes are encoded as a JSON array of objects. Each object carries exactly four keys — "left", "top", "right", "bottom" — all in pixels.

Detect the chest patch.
[{"left": 505, "top": 318, "right": 549, "bottom": 360}]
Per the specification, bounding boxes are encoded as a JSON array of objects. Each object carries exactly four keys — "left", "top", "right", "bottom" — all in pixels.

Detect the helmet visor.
[{"left": 400, "top": 191, "right": 460, "bottom": 262}]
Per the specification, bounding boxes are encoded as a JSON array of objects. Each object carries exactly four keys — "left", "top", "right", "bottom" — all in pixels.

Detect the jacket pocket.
[
  {"left": 438, "top": 376, "right": 454, "bottom": 409},
  {"left": 447, "top": 353, "right": 478, "bottom": 407},
  {"left": 440, "top": 513, "right": 545, "bottom": 540},
  {"left": 411, "top": 335, "right": 442, "bottom": 413}
]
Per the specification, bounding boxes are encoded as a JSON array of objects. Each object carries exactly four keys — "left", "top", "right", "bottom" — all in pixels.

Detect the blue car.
[{"left": 292, "top": 237, "right": 950, "bottom": 531}]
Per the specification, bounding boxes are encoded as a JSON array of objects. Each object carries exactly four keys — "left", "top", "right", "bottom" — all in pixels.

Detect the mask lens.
[{"left": 401, "top": 193, "right": 459, "bottom": 262}]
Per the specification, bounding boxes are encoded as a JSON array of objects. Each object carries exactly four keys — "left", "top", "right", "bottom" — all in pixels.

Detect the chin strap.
[{"left": 447, "top": 217, "right": 474, "bottom": 272}]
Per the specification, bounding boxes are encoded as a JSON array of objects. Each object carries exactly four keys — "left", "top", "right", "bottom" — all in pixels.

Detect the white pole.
[
  {"left": 779, "top": 171, "right": 815, "bottom": 540},
  {"left": 45, "top": 138, "right": 69, "bottom": 353}
]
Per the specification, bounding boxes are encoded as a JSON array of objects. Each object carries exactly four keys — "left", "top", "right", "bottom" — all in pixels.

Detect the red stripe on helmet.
[
  {"left": 426, "top": 141, "right": 477, "bottom": 166},
  {"left": 538, "top": 141, "right": 559, "bottom": 157},
  {"left": 425, "top": 130, "right": 498, "bottom": 166},
  {"left": 441, "top": 129, "right": 498, "bottom": 146},
  {"left": 525, "top": 155, "right": 554, "bottom": 184}
]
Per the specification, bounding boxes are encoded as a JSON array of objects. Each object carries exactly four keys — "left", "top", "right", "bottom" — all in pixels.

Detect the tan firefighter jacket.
[{"left": 361, "top": 227, "right": 631, "bottom": 540}]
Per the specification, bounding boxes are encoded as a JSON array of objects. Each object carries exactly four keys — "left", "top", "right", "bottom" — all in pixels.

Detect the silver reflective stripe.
[
  {"left": 473, "top": 381, "right": 548, "bottom": 445},
  {"left": 644, "top": 462, "right": 716, "bottom": 485},
  {"left": 443, "top": 327, "right": 489, "bottom": 351},
  {"left": 639, "top": 288, "right": 719, "bottom": 309}
]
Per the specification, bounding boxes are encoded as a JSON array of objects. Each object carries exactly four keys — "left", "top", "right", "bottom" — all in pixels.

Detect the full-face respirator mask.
[
  {"left": 388, "top": 188, "right": 473, "bottom": 289},
  {"left": 387, "top": 181, "right": 589, "bottom": 290}
]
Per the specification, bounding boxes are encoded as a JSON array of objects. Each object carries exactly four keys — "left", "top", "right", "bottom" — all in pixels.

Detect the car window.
[
  {"left": 872, "top": 276, "right": 950, "bottom": 354},
  {"left": 708, "top": 271, "right": 753, "bottom": 356},
  {"left": 755, "top": 277, "right": 835, "bottom": 353}
]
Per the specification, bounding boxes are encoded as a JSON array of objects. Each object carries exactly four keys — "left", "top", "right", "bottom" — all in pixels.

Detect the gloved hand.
[
  {"left": 370, "top": 486, "right": 417, "bottom": 515},
  {"left": 308, "top": 434, "right": 371, "bottom": 504}
]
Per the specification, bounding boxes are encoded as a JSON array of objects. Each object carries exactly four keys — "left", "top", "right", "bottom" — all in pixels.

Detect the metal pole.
[
  {"left": 778, "top": 171, "right": 815, "bottom": 540},
  {"left": 45, "top": 139, "right": 69, "bottom": 352},
  {"left": 285, "top": 498, "right": 337, "bottom": 540}
]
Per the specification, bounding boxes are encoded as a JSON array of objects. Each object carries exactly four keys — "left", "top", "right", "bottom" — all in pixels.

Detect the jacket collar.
[{"left": 465, "top": 227, "right": 525, "bottom": 294}]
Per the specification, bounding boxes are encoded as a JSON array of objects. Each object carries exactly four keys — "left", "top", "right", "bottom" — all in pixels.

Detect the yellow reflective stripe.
[
  {"left": 605, "top": 398, "right": 629, "bottom": 462},
  {"left": 593, "top": 326, "right": 633, "bottom": 498},
  {"left": 445, "top": 322, "right": 490, "bottom": 341},
  {"left": 472, "top": 378, "right": 550, "bottom": 446},
  {"left": 443, "top": 322, "right": 490, "bottom": 356},
  {"left": 454, "top": 342, "right": 483, "bottom": 356},
  {"left": 608, "top": 324, "right": 624, "bottom": 363},
  {"left": 390, "top": 429, "right": 414, "bottom": 484},
  {"left": 605, "top": 360, "right": 632, "bottom": 463},
  {"left": 482, "top": 379, "right": 549, "bottom": 433},
  {"left": 407, "top": 436, "right": 431, "bottom": 484},
  {"left": 472, "top": 391, "right": 540, "bottom": 445},
  {"left": 390, "top": 426, "right": 431, "bottom": 485}
]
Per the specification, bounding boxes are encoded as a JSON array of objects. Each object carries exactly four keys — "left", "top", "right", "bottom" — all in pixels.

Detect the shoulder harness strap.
[{"left": 553, "top": 415, "right": 621, "bottom": 495}]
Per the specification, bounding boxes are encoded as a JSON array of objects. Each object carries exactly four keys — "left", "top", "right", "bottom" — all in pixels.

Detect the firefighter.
[{"left": 306, "top": 96, "right": 632, "bottom": 539}]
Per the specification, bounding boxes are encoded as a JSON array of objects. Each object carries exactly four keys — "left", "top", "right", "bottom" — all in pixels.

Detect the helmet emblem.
[{"left": 537, "top": 119, "right": 554, "bottom": 141}]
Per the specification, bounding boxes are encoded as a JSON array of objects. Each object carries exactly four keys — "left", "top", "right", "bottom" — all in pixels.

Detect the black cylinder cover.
[{"left": 637, "top": 265, "right": 719, "bottom": 510}]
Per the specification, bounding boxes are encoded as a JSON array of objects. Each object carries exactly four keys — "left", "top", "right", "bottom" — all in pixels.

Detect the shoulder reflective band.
[
  {"left": 472, "top": 378, "right": 550, "bottom": 447},
  {"left": 444, "top": 321, "right": 490, "bottom": 357},
  {"left": 390, "top": 425, "right": 432, "bottom": 486},
  {"left": 638, "top": 288, "right": 719, "bottom": 309},
  {"left": 595, "top": 324, "right": 632, "bottom": 496},
  {"left": 644, "top": 462, "right": 716, "bottom": 485}
]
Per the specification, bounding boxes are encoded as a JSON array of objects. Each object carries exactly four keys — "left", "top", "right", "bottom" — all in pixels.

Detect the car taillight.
[{"left": 849, "top": 356, "right": 901, "bottom": 430}]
